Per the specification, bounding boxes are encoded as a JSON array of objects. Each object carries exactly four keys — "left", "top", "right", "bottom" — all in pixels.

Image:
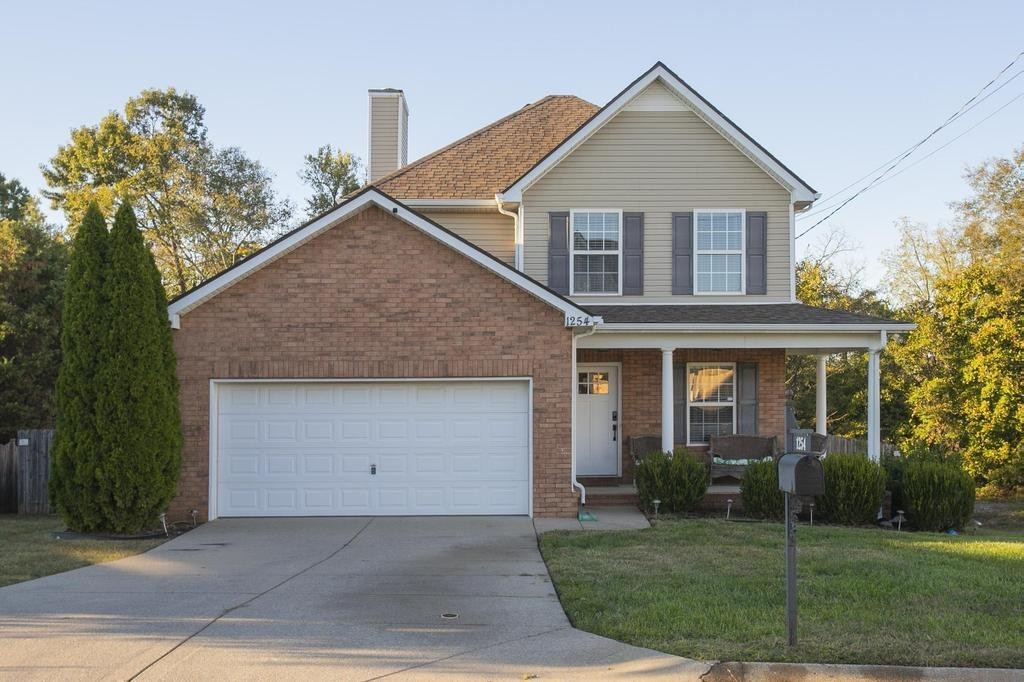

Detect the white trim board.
[
  {"left": 499, "top": 63, "right": 819, "bottom": 205},
  {"left": 167, "top": 188, "right": 592, "bottom": 323}
]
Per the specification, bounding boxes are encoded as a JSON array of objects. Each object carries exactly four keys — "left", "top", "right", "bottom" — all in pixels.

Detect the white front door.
[{"left": 575, "top": 365, "right": 619, "bottom": 476}]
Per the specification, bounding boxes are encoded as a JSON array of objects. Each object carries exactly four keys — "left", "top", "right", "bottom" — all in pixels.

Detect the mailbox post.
[{"left": 777, "top": 453, "right": 824, "bottom": 646}]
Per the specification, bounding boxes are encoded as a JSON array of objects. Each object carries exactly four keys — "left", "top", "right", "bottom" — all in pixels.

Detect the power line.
[
  {"left": 796, "top": 49, "right": 1024, "bottom": 239},
  {"left": 799, "top": 68, "right": 1024, "bottom": 221}
]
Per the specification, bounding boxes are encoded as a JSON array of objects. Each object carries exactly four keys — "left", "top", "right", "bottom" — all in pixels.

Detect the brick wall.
[
  {"left": 578, "top": 348, "right": 786, "bottom": 481},
  {"left": 173, "top": 205, "right": 576, "bottom": 519}
]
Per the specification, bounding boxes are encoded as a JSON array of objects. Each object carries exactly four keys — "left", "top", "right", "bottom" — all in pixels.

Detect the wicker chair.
[
  {"left": 628, "top": 435, "right": 663, "bottom": 464},
  {"left": 708, "top": 434, "right": 778, "bottom": 482}
]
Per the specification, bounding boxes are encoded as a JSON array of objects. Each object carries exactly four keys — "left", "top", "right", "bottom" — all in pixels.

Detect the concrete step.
[{"left": 585, "top": 484, "right": 639, "bottom": 506}]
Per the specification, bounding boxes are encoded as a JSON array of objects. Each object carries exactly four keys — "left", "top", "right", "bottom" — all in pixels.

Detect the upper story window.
[
  {"left": 695, "top": 210, "right": 744, "bottom": 294},
  {"left": 571, "top": 210, "right": 621, "bottom": 295}
]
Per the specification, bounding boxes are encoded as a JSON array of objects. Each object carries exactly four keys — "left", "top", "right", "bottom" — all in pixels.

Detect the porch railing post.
[
  {"left": 661, "top": 348, "right": 675, "bottom": 452},
  {"left": 867, "top": 349, "right": 881, "bottom": 461},
  {"left": 815, "top": 354, "right": 827, "bottom": 436}
]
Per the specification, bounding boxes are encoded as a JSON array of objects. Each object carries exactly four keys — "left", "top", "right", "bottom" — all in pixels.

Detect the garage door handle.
[{"left": 370, "top": 464, "right": 377, "bottom": 475}]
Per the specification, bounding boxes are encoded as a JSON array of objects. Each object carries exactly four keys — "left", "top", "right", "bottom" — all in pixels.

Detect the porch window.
[
  {"left": 686, "top": 362, "right": 736, "bottom": 444},
  {"left": 570, "top": 210, "right": 621, "bottom": 295},
  {"left": 694, "top": 210, "right": 744, "bottom": 294}
]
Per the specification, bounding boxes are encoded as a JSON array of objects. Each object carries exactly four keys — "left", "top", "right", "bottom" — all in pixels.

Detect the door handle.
[{"left": 612, "top": 424, "right": 618, "bottom": 442}]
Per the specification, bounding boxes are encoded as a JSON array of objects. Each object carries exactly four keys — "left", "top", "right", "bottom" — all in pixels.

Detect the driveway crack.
[{"left": 128, "top": 518, "right": 375, "bottom": 680}]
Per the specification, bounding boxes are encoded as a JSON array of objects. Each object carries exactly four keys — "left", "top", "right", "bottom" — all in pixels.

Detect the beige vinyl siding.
[
  {"left": 419, "top": 209, "right": 515, "bottom": 266},
  {"left": 522, "top": 107, "right": 794, "bottom": 303},
  {"left": 369, "top": 95, "right": 400, "bottom": 182}
]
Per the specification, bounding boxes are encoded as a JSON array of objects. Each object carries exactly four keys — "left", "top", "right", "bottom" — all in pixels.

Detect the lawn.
[
  {"left": 0, "top": 515, "right": 166, "bottom": 588},
  {"left": 539, "top": 514, "right": 1024, "bottom": 668}
]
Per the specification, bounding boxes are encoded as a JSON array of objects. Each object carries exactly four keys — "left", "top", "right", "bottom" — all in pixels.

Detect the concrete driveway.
[{"left": 0, "top": 517, "right": 704, "bottom": 680}]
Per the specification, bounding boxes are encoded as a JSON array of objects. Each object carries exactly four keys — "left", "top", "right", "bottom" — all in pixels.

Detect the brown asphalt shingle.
[{"left": 374, "top": 95, "right": 598, "bottom": 200}]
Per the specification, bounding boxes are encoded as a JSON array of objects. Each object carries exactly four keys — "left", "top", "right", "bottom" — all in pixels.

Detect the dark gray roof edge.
[{"left": 585, "top": 303, "right": 912, "bottom": 327}]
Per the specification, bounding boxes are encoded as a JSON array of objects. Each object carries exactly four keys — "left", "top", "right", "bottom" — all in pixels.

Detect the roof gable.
[
  {"left": 373, "top": 95, "right": 598, "bottom": 200},
  {"left": 500, "top": 63, "right": 818, "bottom": 204},
  {"left": 167, "top": 188, "right": 594, "bottom": 325}
]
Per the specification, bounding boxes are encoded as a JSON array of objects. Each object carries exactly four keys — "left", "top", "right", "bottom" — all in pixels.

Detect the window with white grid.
[
  {"left": 695, "top": 210, "right": 744, "bottom": 294},
  {"left": 570, "top": 210, "right": 621, "bottom": 295},
  {"left": 686, "top": 363, "right": 736, "bottom": 444}
]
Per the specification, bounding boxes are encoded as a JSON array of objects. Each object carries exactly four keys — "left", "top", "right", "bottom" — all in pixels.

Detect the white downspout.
[
  {"left": 495, "top": 193, "right": 522, "bottom": 271},
  {"left": 571, "top": 324, "right": 598, "bottom": 506}
]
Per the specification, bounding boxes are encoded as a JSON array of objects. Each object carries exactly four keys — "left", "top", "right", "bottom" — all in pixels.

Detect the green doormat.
[{"left": 578, "top": 509, "right": 598, "bottom": 522}]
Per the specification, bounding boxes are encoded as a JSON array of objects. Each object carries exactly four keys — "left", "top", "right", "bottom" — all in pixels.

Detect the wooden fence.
[
  {"left": 0, "top": 429, "right": 54, "bottom": 515},
  {"left": 825, "top": 433, "right": 896, "bottom": 458}
]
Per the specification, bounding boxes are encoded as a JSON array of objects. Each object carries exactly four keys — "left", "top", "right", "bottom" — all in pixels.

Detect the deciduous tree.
[{"left": 298, "top": 145, "right": 362, "bottom": 217}]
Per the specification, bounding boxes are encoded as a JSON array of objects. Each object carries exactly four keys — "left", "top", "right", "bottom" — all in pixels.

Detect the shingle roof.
[
  {"left": 374, "top": 95, "right": 598, "bottom": 200},
  {"left": 586, "top": 304, "right": 912, "bottom": 327}
]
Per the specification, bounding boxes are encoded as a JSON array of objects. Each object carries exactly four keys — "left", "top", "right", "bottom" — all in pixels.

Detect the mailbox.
[{"left": 778, "top": 453, "right": 824, "bottom": 496}]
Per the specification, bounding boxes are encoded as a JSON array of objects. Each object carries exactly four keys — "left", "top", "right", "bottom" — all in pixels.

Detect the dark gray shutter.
[
  {"left": 622, "top": 212, "right": 644, "bottom": 295},
  {"left": 673, "top": 363, "right": 687, "bottom": 445},
  {"left": 746, "top": 211, "right": 767, "bottom": 295},
  {"left": 548, "top": 212, "right": 569, "bottom": 294},
  {"left": 672, "top": 212, "right": 693, "bottom": 295},
  {"left": 737, "top": 362, "right": 758, "bottom": 435}
]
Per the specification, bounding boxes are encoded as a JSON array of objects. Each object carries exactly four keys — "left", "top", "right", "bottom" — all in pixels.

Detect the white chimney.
[{"left": 367, "top": 89, "right": 409, "bottom": 183}]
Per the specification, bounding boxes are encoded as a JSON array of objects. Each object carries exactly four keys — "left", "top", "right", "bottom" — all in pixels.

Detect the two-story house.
[{"left": 167, "top": 63, "right": 912, "bottom": 520}]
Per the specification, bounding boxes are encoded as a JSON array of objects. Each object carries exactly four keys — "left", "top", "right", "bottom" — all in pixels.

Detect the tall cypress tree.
[
  {"left": 93, "top": 201, "right": 181, "bottom": 533},
  {"left": 50, "top": 203, "right": 109, "bottom": 531}
]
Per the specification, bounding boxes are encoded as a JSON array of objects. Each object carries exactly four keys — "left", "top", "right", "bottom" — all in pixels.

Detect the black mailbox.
[{"left": 778, "top": 453, "right": 824, "bottom": 496}]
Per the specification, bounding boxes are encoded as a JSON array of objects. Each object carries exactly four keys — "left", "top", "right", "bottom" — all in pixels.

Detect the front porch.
[{"left": 570, "top": 305, "right": 913, "bottom": 507}]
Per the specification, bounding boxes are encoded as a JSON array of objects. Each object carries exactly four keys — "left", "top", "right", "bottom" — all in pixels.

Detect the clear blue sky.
[{"left": 3, "top": 1, "right": 1022, "bottom": 288}]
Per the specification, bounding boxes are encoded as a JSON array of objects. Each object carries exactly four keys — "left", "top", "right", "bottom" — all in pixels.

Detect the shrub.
[
  {"left": 635, "top": 447, "right": 708, "bottom": 513},
  {"left": 740, "top": 459, "right": 785, "bottom": 519},
  {"left": 50, "top": 203, "right": 109, "bottom": 532},
  {"left": 904, "top": 461, "right": 976, "bottom": 531},
  {"left": 818, "top": 453, "right": 886, "bottom": 525},
  {"left": 92, "top": 202, "right": 181, "bottom": 534}
]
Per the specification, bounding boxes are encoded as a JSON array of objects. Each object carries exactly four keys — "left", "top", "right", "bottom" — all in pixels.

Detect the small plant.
[
  {"left": 817, "top": 453, "right": 886, "bottom": 526},
  {"left": 904, "top": 461, "right": 975, "bottom": 531},
  {"left": 740, "top": 459, "right": 785, "bottom": 519},
  {"left": 635, "top": 447, "right": 708, "bottom": 514}
]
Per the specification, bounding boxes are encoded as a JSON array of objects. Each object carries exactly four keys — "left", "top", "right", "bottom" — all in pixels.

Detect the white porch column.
[
  {"left": 661, "top": 348, "right": 675, "bottom": 452},
  {"left": 867, "top": 349, "right": 881, "bottom": 461},
  {"left": 815, "top": 355, "right": 828, "bottom": 435}
]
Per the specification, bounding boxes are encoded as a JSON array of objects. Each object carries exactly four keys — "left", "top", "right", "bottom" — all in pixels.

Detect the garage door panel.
[{"left": 216, "top": 381, "right": 530, "bottom": 517}]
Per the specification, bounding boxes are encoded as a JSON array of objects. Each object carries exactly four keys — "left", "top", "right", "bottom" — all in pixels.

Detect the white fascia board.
[
  {"left": 578, "top": 329, "right": 890, "bottom": 352},
  {"left": 595, "top": 322, "right": 917, "bottom": 333},
  {"left": 502, "top": 64, "right": 818, "bottom": 204},
  {"left": 167, "top": 188, "right": 591, "bottom": 322}
]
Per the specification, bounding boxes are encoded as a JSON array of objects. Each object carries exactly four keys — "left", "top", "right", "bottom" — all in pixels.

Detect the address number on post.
[{"left": 565, "top": 314, "right": 595, "bottom": 328}]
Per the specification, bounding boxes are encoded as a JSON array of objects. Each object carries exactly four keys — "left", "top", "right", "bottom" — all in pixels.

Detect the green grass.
[
  {"left": 0, "top": 515, "right": 165, "bottom": 588},
  {"left": 539, "top": 511, "right": 1024, "bottom": 668}
]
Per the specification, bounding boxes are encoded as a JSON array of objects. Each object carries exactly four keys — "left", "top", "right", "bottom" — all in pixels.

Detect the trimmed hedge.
[
  {"left": 904, "top": 461, "right": 975, "bottom": 531},
  {"left": 818, "top": 453, "right": 886, "bottom": 526},
  {"left": 740, "top": 459, "right": 785, "bottom": 520},
  {"left": 635, "top": 448, "right": 709, "bottom": 513}
]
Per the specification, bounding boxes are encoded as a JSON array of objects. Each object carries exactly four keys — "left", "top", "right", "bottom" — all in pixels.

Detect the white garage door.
[{"left": 214, "top": 380, "right": 530, "bottom": 517}]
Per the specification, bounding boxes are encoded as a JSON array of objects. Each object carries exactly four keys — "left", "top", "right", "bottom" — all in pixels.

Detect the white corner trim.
[
  {"left": 166, "top": 189, "right": 592, "bottom": 322},
  {"left": 501, "top": 64, "right": 818, "bottom": 204}
]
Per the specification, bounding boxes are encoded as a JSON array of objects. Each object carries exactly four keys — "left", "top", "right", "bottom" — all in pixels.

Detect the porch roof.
[{"left": 585, "top": 303, "right": 911, "bottom": 329}]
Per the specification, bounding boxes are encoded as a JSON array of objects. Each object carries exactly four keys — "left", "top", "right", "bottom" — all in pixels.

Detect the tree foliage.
[
  {"left": 788, "top": 232, "right": 910, "bottom": 440},
  {"left": 49, "top": 203, "right": 108, "bottom": 530},
  {"left": 298, "top": 145, "right": 362, "bottom": 217},
  {"left": 41, "top": 88, "right": 292, "bottom": 296},
  {"left": 0, "top": 179, "right": 68, "bottom": 440},
  {"left": 92, "top": 202, "right": 182, "bottom": 533},
  {"left": 886, "top": 145, "right": 1024, "bottom": 493}
]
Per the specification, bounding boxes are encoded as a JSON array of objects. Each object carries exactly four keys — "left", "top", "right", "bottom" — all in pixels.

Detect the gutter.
[
  {"left": 494, "top": 193, "right": 522, "bottom": 271},
  {"left": 570, "top": 323, "right": 599, "bottom": 507}
]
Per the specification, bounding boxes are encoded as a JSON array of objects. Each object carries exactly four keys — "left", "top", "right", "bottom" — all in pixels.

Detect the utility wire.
[
  {"left": 799, "top": 68, "right": 1024, "bottom": 220},
  {"left": 796, "top": 49, "right": 1024, "bottom": 239}
]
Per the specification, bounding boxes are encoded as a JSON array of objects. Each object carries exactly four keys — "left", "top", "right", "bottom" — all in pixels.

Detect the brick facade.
[
  {"left": 578, "top": 348, "right": 787, "bottom": 482},
  {"left": 172, "top": 205, "right": 576, "bottom": 519}
]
